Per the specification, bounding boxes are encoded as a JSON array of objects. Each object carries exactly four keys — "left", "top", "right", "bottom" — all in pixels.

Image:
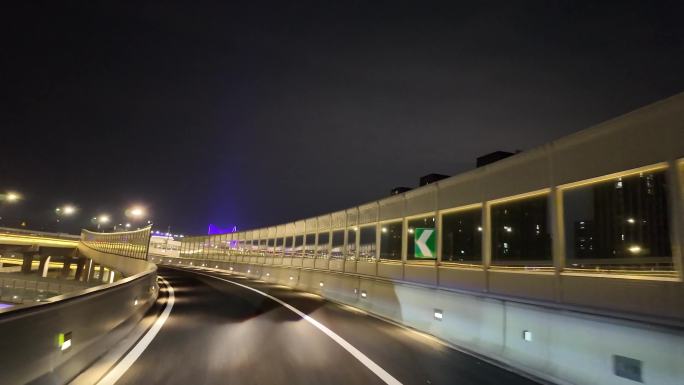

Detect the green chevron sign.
[{"left": 414, "top": 228, "right": 436, "bottom": 258}]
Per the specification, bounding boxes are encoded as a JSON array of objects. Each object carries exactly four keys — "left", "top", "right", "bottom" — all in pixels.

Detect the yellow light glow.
[
  {"left": 488, "top": 189, "right": 551, "bottom": 205},
  {"left": 628, "top": 245, "right": 642, "bottom": 254},
  {"left": 129, "top": 207, "right": 145, "bottom": 218},
  {"left": 62, "top": 205, "right": 76, "bottom": 215},
  {"left": 5, "top": 192, "right": 20, "bottom": 202},
  {"left": 0, "top": 234, "right": 78, "bottom": 247},
  {"left": 557, "top": 163, "right": 668, "bottom": 190}
]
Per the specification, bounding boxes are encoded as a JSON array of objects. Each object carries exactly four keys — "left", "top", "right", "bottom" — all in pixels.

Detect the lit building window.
[
  {"left": 380, "top": 221, "right": 402, "bottom": 260},
  {"left": 491, "top": 194, "right": 552, "bottom": 267},
  {"left": 562, "top": 168, "right": 672, "bottom": 275}
]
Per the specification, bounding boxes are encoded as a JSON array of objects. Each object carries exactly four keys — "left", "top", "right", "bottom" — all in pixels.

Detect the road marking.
[
  {"left": 96, "top": 276, "right": 175, "bottom": 385},
  {"left": 189, "top": 270, "right": 403, "bottom": 385}
]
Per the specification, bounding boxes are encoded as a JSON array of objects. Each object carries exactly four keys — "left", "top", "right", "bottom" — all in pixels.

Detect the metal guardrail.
[{"left": 81, "top": 226, "right": 152, "bottom": 260}]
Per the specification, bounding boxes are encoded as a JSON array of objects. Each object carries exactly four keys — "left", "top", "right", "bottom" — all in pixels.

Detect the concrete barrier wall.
[
  {"left": 78, "top": 243, "right": 152, "bottom": 277},
  {"left": 178, "top": 93, "right": 684, "bottom": 328},
  {"left": 157, "top": 256, "right": 684, "bottom": 385},
  {"left": 0, "top": 249, "right": 157, "bottom": 385}
]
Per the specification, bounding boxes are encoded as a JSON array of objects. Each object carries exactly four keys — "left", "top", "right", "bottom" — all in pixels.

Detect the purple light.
[{"left": 208, "top": 224, "right": 237, "bottom": 235}]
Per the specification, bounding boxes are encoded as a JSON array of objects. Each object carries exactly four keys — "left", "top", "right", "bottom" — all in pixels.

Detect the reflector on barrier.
[{"left": 58, "top": 331, "right": 72, "bottom": 351}]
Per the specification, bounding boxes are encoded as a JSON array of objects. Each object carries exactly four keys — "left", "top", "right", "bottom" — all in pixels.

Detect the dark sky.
[{"left": 1, "top": 1, "right": 683, "bottom": 235}]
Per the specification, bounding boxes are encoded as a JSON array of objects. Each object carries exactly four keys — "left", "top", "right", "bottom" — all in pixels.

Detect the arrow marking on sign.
[{"left": 416, "top": 229, "right": 434, "bottom": 257}]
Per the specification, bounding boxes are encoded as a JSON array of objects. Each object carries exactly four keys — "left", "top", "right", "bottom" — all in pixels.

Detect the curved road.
[{"left": 112, "top": 267, "right": 540, "bottom": 385}]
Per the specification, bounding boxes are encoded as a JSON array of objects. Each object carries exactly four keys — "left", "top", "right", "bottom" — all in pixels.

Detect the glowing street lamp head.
[
  {"left": 63, "top": 205, "right": 76, "bottom": 215},
  {"left": 126, "top": 206, "right": 146, "bottom": 220},
  {"left": 98, "top": 215, "right": 110, "bottom": 224},
  {"left": 5, "top": 192, "right": 21, "bottom": 203}
]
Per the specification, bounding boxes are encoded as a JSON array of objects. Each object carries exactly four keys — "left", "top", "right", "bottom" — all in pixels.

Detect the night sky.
[{"left": 1, "top": 1, "right": 683, "bottom": 235}]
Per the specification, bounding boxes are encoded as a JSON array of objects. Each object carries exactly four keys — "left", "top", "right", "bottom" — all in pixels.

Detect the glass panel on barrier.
[
  {"left": 305, "top": 233, "right": 316, "bottom": 258},
  {"left": 407, "top": 215, "right": 436, "bottom": 261},
  {"left": 441, "top": 207, "right": 482, "bottom": 264},
  {"left": 331, "top": 230, "right": 344, "bottom": 259},
  {"left": 380, "top": 221, "right": 402, "bottom": 260},
  {"left": 359, "top": 225, "right": 377, "bottom": 261},
  {"left": 317, "top": 232, "right": 330, "bottom": 258},
  {"left": 284, "top": 236, "right": 294, "bottom": 255},
  {"left": 562, "top": 167, "right": 673, "bottom": 276},
  {"left": 294, "top": 235, "right": 304, "bottom": 257},
  {"left": 491, "top": 193, "right": 552, "bottom": 268},
  {"left": 346, "top": 227, "right": 357, "bottom": 260}
]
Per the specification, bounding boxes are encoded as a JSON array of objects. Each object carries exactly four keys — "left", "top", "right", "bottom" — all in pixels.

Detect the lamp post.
[
  {"left": 126, "top": 206, "right": 147, "bottom": 229},
  {"left": 96, "top": 215, "right": 110, "bottom": 231},
  {"left": 55, "top": 204, "right": 76, "bottom": 232},
  {"left": 0, "top": 191, "right": 21, "bottom": 226}
]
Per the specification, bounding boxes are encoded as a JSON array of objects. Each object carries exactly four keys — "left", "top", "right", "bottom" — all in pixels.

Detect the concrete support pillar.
[
  {"left": 38, "top": 255, "right": 51, "bottom": 278},
  {"left": 61, "top": 258, "right": 73, "bottom": 277},
  {"left": 21, "top": 254, "right": 36, "bottom": 274},
  {"left": 74, "top": 257, "right": 87, "bottom": 281}
]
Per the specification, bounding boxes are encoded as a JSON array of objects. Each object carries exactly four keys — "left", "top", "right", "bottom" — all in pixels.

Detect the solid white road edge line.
[
  {"left": 95, "top": 276, "right": 175, "bottom": 385},
  {"left": 190, "top": 270, "right": 403, "bottom": 385}
]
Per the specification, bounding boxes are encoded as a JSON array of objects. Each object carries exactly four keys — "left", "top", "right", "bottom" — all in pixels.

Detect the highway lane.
[{"left": 112, "top": 267, "right": 540, "bottom": 385}]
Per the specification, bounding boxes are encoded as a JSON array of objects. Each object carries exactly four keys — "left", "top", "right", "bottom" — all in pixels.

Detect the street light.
[
  {"left": 0, "top": 191, "right": 21, "bottom": 226},
  {"left": 56, "top": 205, "right": 77, "bottom": 216},
  {"left": 55, "top": 205, "right": 77, "bottom": 232},
  {"left": 96, "top": 214, "right": 110, "bottom": 230},
  {"left": 126, "top": 206, "right": 146, "bottom": 221},
  {"left": 3, "top": 191, "right": 21, "bottom": 203}
]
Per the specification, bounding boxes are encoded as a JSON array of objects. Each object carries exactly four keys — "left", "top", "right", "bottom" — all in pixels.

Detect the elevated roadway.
[
  {"left": 103, "top": 266, "right": 539, "bottom": 385},
  {"left": 0, "top": 232, "right": 79, "bottom": 249}
]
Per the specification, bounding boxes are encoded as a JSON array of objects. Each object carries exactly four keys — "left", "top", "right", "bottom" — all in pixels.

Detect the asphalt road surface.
[{"left": 112, "top": 267, "right": 540, "bottom": 385}]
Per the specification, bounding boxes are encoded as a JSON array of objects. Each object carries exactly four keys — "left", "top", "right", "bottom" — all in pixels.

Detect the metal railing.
[{"left": 81, "top": 226, "right": 152, "bottom": 260}]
